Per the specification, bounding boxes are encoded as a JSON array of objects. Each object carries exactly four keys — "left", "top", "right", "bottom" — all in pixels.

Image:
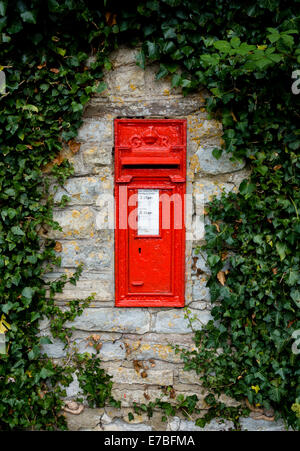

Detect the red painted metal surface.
[{"left": 114, "top": 119, "right": 186, "bottom": 307}]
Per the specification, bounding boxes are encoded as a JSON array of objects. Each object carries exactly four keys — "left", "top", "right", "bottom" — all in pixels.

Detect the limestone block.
[
  {"left": 124, "top": 340, "right": 185, "bottom": 363},
  {"left": 178, "top": 369, "right": 202, "bottom": 385},
  {"left": 72, "top": 339, "right": 126, "bottom": 361},
  {"left": 193, "top": 179, "right": 236, "bottom": 204},
  {"left": 65, "top": 408, "right": 103, "bottom": 431},
  {"left": 105, "top": 65, "right": 145, "bottom": 98},
  {"left": 111, "top": 387, "right": 172, "bottom": 407},
  {"left": 44, "top": 271, "right": 113, "bottom": 302},
  {"left": 227, "top": 167, "right": 251, "bottom": 188},
  {"left": 81, "top": 143, "right": 112, "bottom": 167},
  {"left": 189, "top": 215, "right": 205, "bottom": 242},
  {"left": 123, "top": 333, "right": 194, "bottom": 345},
  {"left": 58, "top": 238, "right": 113, "bottom": 271},
  {"left": 38, "top": 316, "right": 50, "bottom": 332},
  {"left": 83, "top": 95, "right": 205, "bottom": 118},
  {"left": 218, "top": 393, "right": 241, "bottom": 407},
  {"left": 152, "top": 309, "right": 212, "bottom": 334},
  {"left": 102, "top": 419, "right": 152, "bottom": 431},
  {"left": 72, "top": 338, "right": 97, "bottom": 356},
  {"left": 109, "top": 46, "right": 141, "bottom": 68},
  {"left": 100, "top": 412, "right": 113, "bottom": 424},
  {"left": 239, "top": 417, "right": 289, "bottom": 431},
  {"left": 179, "top": 418, "right": 234, "bottom": 431},
  {"left": 194, "top": 146, "right": 245, "bottom": 175},
  {"left": 50, "top": 207, "right": 96, "bottom": 239},
  {"left": 122, "top": 409, "right": 148, "bottom": 424},
  {"left": 61, "top": 145, "right": 88, "bottom": 176},
  {"left": 187, "top": 115, "right": 223, "bottom": 152},
  {"left": 144, "top": 64, "right": 182, "bottom": 97},
  {"left": 71, "top": 331, "right": 122, "bottom": 343},
  {"left": 52, "top": 175, "right": 112, "bottom": 206},
  {"left": 106, "top": 366, "right": 173, "bottom": 386},
  {"left": 41, "top": 338, "right": 66, "bottom": 359},
  {"left": 64, "top": 373, "right": 83, "bottom": 398},
  {"left": 192, "top": 250, "right": 211, "bottom": 275},
  {"left": 77, "top": 118, "right": 112, "bottom": 144},
  {"left": 189, "top": 301, "right": 209, "bottom": 310},
  {"left": 167, "top": 416, "right": 181, "bottom": 431},
  {"left": 66, "top": 308, "right": 151, "bottom": 334},
  {"left": 99, "top": 341, "right": 126, "bottom": 361},
  {"left": 192, "top": 276, "right": 210, "bottom": 301}
]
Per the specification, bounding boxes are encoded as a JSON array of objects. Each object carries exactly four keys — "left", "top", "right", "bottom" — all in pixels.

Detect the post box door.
[{"left": 128, "top": 188, "right": 173, "bottom": 295}]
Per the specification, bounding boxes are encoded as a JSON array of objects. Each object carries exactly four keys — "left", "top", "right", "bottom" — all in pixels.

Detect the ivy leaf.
[
  {"left": 256, "top": 165, "right": 268, "bottom": 176},
  {"left": 143, "top": 24, "right": 156, "bottom": 37},
  {"left": 136, "top": 50, "right": 145, "bottom": 69},
  {"left": 30, "top": 311, "right": 40, "bottom": 322},
  {"left": 39, "top": 336, "right": 53, "bottom": 345},
  {"left": 20, "top": 11, "right": 36, "bottom": 24},
  {"left": 163, "top": 27, "right": 177, "bottom": 39},
  {"left": 290, "top": 289, "right": 300, "bottom": 307},
  {"left": 0, "top": 1, "right": 7, "bottom": 16},
  {"left": 163, "top": 41, "right": 176, "bottom": 54},
  {"left": 22, "top": 287, "right": 35, "bottom": 300},
  {"left": 22, "top": 104, "right": 39, "bottom": 113},
  {"left": 39, "top": 367, "right": 55, "bottom": 379},
  {"left": 156, "top": 64, "right": 169, "bottom": 79},
  {"left": 276, "top": 243, "right": 287, "bottom": 261},
  {"left": 71, "top": 101, "right": 83, "bottom": 113},
  {"left": 287, "top": 270, "right": 298, "bottom": 286},
  {"left": 146, "top": 41, "right": 158, "bottom": 60},
  {"left": 181, "top": 46, "right": 194, "bottom": 57},
  {"left": 207, "top": 255, "right": 221, "bottom": 267},
  {"left": 56, "top": 47, "right": 66, "bottom": 57},
  {"left": 11, "top": 226, "right": 25, "bottom": 236},
  {"left": 212, "top": 148, "right": 222, "bottom": 159},
  {"left": 213, "top": 40, "right": 231, "bottom": 53},
  {"left": 239, "top": 180, "right": 256, "bottom": 198},
  {"left": 230, "top": 36, "right": 241, "bottom": 48},
  {"left": 28, "top": 348, "right": 39, "bottom": 360},
  {"left": 95, "top": 81, "right": 107, "bottom": 94},
  {"left": 171, "top": 73, "right": 181, "bottom": 87}
]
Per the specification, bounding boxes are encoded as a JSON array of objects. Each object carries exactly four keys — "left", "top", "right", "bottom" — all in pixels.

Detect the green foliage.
[
  {"left": 0, "top": 0, "right": 117, "bottom": 430},
  {"left": 0, "top": 0, "right": 299, "bottom": 431},
  {"left": 130, "top": 391, "right": 202, "bottom": 424},
  {"left": 74, "top": 353, "right": 120, "bottom": 409}
]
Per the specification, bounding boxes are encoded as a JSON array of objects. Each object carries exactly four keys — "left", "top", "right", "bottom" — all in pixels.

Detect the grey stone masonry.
[{"left": 41, "top": 46, "right": 261, "bottom": 431}]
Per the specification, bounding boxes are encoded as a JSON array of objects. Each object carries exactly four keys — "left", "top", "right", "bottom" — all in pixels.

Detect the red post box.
[{"left": 114, "top": 119, "right": 186, "bottom": 307}]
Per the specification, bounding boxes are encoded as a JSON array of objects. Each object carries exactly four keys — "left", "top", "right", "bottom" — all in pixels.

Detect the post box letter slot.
[{"left": 123, "top": 164, "right": 180, "bottom": 169}]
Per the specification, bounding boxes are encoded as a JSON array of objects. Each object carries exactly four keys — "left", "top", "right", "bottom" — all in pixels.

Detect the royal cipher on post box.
[{"left": 114, "top": 119, "right": 186, "bottom": 307}]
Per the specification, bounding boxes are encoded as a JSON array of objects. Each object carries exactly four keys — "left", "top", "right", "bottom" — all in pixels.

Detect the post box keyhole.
[{"left": 138, "top": 247, "right": 141, "bottom": 254}]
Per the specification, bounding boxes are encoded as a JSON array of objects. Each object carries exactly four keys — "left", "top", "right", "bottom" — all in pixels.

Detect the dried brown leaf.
[
  {"left": 68, "top": 139, "right": 81, "bottom": 154},
  {"left": 169, "top": 387, "right": 176, "bottom": 399},
  {"left": 133, "top": 360, "right": 143, "bottom": 373},
  {"left": 217, "top": 271, "right": 226, "bottom": 286},
  {"left": 231, "top": 110, "right": 237, "bottom": 122},
  {"left": 212, "top": 222, "right": 220, "bottom": 233},
  {"left": 54, "top": 241, "right": 62, "bottom": 252},
  {"left": 105, "top": 12, "right": 117, "bottom": 26}
]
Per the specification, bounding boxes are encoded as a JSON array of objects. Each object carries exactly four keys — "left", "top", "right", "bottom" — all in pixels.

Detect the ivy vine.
[{"left": 0, "top": 0, "right": 299, "bottom": 431}]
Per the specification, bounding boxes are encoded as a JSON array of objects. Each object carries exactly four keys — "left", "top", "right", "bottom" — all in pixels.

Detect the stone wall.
[{"left": 41, "top": 47, "right": 286, "bottom": 430}]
